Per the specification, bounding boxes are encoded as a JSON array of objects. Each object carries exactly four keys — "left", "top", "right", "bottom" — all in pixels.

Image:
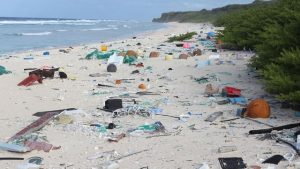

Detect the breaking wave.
[
  {"left": 16, "top": 32, "right": 52, "bottom": 36},
  {"left": 55, "top": 29, "right": 68, "bottom": 32},
  {"left": 82, "top": 27, "right": 119, "bottom": 31},
  {"left": 0, "top": 19, "right": 118, "bottom": 25}
]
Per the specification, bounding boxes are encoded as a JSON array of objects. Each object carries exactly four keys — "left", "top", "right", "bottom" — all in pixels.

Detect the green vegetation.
[
  {"left": 216, "top": 0, "right": 300, "bottom": 104},
  {"left": 167, "top": 32, "right": 197, "bottom": 42},
  {"left": 152, "top": 0, "right": 274, "bottom": 23},
  {"left": 154, "top": 0, "right": 300, "bottom": 104}
]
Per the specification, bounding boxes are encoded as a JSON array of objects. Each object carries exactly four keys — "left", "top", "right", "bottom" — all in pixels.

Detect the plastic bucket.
[
  {"left": 165, "top": 55, "right": 173, "bottom": 61},
  {"left": 101, "top": 45, "right": 108, "bottom": 52}
]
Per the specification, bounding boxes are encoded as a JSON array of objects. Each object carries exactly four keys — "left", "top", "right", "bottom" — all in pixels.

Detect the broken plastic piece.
[
  {"left": 262, "top": 155, "right": 284, "bottom": 165},
  {"left": 27, "top": 156, "right": 43, "bottom": 165},
  {"left": 218, "top": 157, "right": 246, "bottom": 169},
  {"left": 0, "top": 65, "right": 11, "bottom": 75},
  {"left": 205, "top": 111, "right": 223, "bottom": 122},
  {"left": 228, "top": 97, "right": 247, "bottom": 105},
  {"left": 108, "top": 133, "right": 126, "bottom": 142},
  {"left": 218, "top": 146, "right": 237, "bottom": 153},
  {"left": 18, "top": 74, "right": 42, "bottom": 86},
  {"left": 25, "top": 141, "right": 60, "bottom": 152},
  {"left": 222, "top": 87, "right": 241, "bottom": 97},
  {"left": 0, "top": 141, "right": 29, "bottom": 153}
]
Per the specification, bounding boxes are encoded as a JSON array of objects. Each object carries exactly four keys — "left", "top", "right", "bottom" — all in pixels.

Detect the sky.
[{"left": 0, "top": 0, "right": 254, "bottom": 21}]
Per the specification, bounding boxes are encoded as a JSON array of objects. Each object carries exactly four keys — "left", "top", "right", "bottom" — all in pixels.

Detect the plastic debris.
[
  {"left": 136, "top": 121, "right": 165, "bottom": 132},
  {"left": 0, "top": 141, "right": 29, "bottom": 153},
  {"left": 86, "top": 49, "right": 117, "bottom": 60},
  {"left": 107, "top": 64, "right": 117, "bottom": 72},
  {"left": 222, "top": 87, "right": 241, "bottom": 97},
  {"left": 123, "top": 56, "right": 136, "bottom": 64},
  {"left": 218, "top": 146, "right": 237, "bottom": 153},
  {"left": 108, "top": 53, "right": 124, "bottom": 65},
  {"left": 0, "top": 65, "right": 11, "bottom": 75},
  {"left": 262, "top": 155, "right": 284, "bottom": 165},
  {"left": 218, "top": 157, "right": 246, "bottom": 169},
  {"left": 24, "top": 140, "right": 60, "bottom": 152},
  {"left": 205, "top": 111, "right": 223, "bottom": 122},
  {"left": 228, "top": 97, "right": 247, "bottom": 105}
]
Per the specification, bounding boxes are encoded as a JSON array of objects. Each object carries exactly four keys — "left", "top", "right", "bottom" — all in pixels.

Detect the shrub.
[{"left": 167, "top": 32, "right": 197, "bottom": 42}]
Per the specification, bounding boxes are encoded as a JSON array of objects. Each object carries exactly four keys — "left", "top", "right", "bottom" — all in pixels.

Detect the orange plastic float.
[{"left": 245, "top": 99, "right": 270, "bottom": 118}]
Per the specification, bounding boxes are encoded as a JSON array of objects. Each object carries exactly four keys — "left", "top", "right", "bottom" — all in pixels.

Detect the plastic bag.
[
  {"left": 108, "top": 53, "right": 124, "bottom": 65},
  {"left": 86, "top": 50, "right": 118, "bottom": 60}
]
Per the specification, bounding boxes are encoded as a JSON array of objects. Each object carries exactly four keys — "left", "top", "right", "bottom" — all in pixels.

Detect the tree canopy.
[{"left": 216, "top": 0, "right": 300, "bottom": 104}]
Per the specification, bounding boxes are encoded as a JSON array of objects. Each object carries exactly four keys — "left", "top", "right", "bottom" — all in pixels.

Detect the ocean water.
[{"left": 0, "top": 17, "right": 165, "bottom": 54}]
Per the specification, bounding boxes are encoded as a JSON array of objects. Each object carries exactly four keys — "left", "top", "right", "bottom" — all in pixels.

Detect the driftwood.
[
  {"left": 112, "top": 149, "right": 149, "bottom": 161},
  {"left": 98, "top": 84, "right": 114, "bottom": 88},
  {"left": 0, "top": 157, "right": 24, "bottom": 160},
  {"left": 249, "top": 122, "right": 300, "bottom": 135},
  {"left": 136, "top": 91, "right": 160, "bottom": 96},
  {"left": 33, "top": 108, "right": 77, "bottom": 117},
  {"left": 29, "top": 68, "right": 59, "bottom": 79},
  {"left": 220, "top": 118, "right": 240, "bottom": 123},
  {"left": 276, "top": 138, "right": 300, "bottom": 155},
  {"left": 146, "top": 133, "right": 171, "bottom": 139},
  {"left": 155, "top": 114, "right": 180, "bottom": 120}
]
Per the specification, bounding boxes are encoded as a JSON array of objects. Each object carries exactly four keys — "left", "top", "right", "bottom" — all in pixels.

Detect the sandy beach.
[{"left": 0, "top": 23, "right": 298, "bottom": 169}]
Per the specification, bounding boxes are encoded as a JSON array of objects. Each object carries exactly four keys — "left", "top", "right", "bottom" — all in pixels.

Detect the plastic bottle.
[
  {"left": 218, "top": 146, "right": 237, "bottom": 153},
  {"left": 297, "top": 135, "right": 300, "bottom": 149}
]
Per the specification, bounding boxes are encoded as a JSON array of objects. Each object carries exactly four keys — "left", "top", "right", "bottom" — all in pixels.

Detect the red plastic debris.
[
  {"left": 25, "top": 141, "right": 61, "bottom": 152},
  {"left": 8, "top": 112, "right": 57, "bottom": 142},
  {"left": 18, "top": 74, "right": 42, "bottom": 86},
  {"left": 223, "top": 86, "right": 241, "bottom": 97}
]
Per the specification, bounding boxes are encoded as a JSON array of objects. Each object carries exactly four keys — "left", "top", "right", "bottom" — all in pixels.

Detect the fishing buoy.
[
  {"left": 138, "top": 83, "right": 147, "bottom": 90},
  {"left": 246, "top": 99, "right": 270, "bottom": 118},
  {"left": 107, "top": 64, "right": 117, "bottom": 72}
]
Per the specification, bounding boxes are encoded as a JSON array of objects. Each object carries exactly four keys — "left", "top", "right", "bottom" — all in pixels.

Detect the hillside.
[{"left": 152, "top": 0, "right": 275, "bottom": 23}]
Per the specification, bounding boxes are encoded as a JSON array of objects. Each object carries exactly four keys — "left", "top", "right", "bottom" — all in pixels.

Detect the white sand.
[{"left": 0, "top": 23, "right": 298, "bottom": 169}]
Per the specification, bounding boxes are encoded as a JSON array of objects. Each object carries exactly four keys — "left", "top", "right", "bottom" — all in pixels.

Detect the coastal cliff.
[{"left": 152, "top": 0, "right": 275, "bottom": 23}]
